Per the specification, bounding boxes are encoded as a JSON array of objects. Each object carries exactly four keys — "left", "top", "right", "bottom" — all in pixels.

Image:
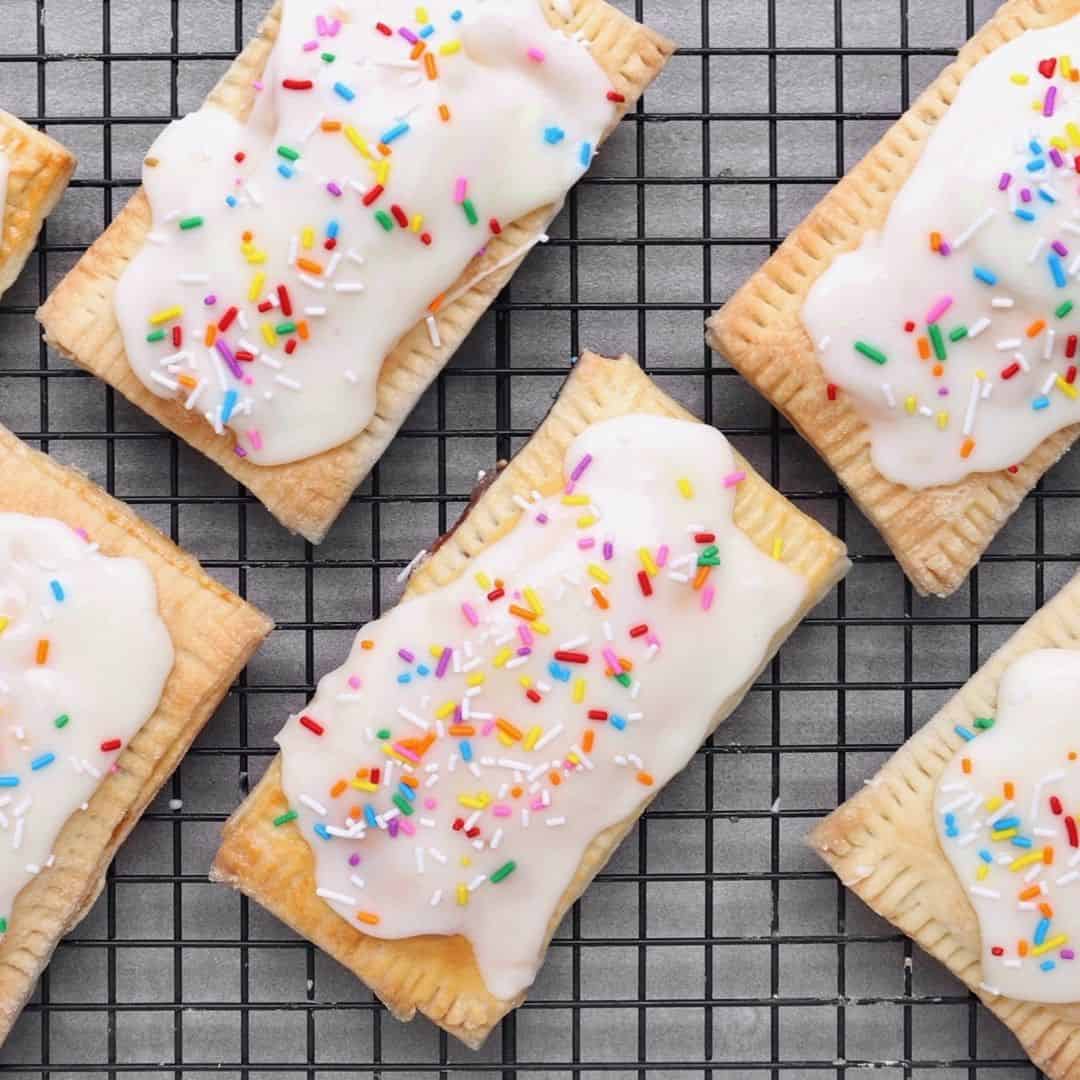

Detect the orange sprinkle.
[
  {"left": 932, "top": 362, "right": 944, "bottom": 377},
  {"left": 417, "top": 732, "right": 436, "bottom": 755},
  {"left": 204, "top": 324, "right": 217, "bottom": 347},
  {"left": 1019, "top": 885, "right": 1042, "bottom": 901},
  {"left": 917, "top": 336, "right": 931, "bottom": 360},
  {"left": 348, "top": 805, "right": 362, "bottom": 820},
  {"left": 1044, "top": 845, "right": 1055, "bottom": 865},
  {"left": 590, "top": 587, "right": 609, "bottom": 610},
  {"left": 377, "top": 142, "right": 392, "bottom": 157},
  {"left": 582, "top": 729, "right": 595, "bottom": 753},
  {"left": 410, "top": 40, "right": 425, "bottom": 60},
  {"left": 355, "top": 767, "right": 369, "bottom": 779},
  {"left": 1071, "top": 751, "right": 1078, "bottom": 761},
  {"left": 356, "top": 911, "right": 380, "bottom": 926},
  {"left": 549, "top": 771, "right": 562, "bottom": 786},
  {"left": 496, "top": 718, "right": 523, "bottom": 741},
  {"left": 1027, "top": 319, "right": 1047, "bottom": 338},
  {"left": 400, "top": 775, "right": 419, "bottom": 790},
  {"left": 1039, "top": 901, "right": 1055, "bottom": 918},
  {"left": 449, "top": 725, "right": 476, "bottom": 736},
  {"left": 1004, "top": 781, "right": 1015, "bottom": 799},
  {"left": 636, "top": 771, "right": 654, "bottom": 786},
  {"left": 35, "top": 639, "right": 49, "bottom": 665},
  {"left": 321, "top": 119, "right": 342, "bottom": 132},
  {"left": 330, "top": 780, "right": 347, "bottom": 798},
  {"left": 693, "top": 564, "right": 711, "bottom": 590},
  {"left": 509, "top": 603, "right": 537, "bottom": 622},
  {"left": 960, "top": 437, "right": 975, "bottom": 459},
  {"left": 962, "top": 757, "right": 972, "bottom": 774},
  {"left": 177, "top": 374, "right": 198, "bottom": 389},
  {"left": 929, "top": 230, "right": 941, "bottom": 252},
  {"left": 424, "top": 53, "right": 437, "bottom": 79},
  {"left": 438, "top": 103, "right": 451, "bottom": 122},
  {"left": 428, "top": 292, "right": 445, "bottom": 313},
  {"left": 296, "top": 319, "right": 310, "bottom": 341},
  {"left": 296, "top": 257, "right": 323, "bottom": 275},
  {"left": 1019, "top": 940, "right": 1030, "bottom": 957},
  {"left": 361, "top": 640, "right": 375, "bottom": 649},
  {"left": 511, "top": 785, "right": 523, "bottom": 798},
  {"left": 242, "top": 230, "right": 254, "bottom": 243}
]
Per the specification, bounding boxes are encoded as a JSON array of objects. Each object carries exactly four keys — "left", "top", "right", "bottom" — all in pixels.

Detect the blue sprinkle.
[
  {"left": 1035, "top": 917, "right": 1051, "bottom": 946},
  {"left": 333, "top": 81, "right": 355, "bottom": 102},
  {"left": 1033, "top": 394, "right": 1051, "bottom": 410},
  {"left": 1015, "top": 208, "right": 1037, "bottom": 222},
  {"left": 381, "top": 121, "right": 410, "bottom": 144},
  {"left": 460, "top": 740, "right": 473, "bottom": 763},
  {"left": 1012, "top": 836, "right": 1034, "bottom": 848},
  {"left": 978, "top": 849, "right": 993, "bottom": 863},
  {"left": 30, "top": 753, "right": 55, "bottom": 771},
  {"left": 398, "top": 782, "right": 416, "bottom": 802},
  {"left": 416, "top": 664, "right": 430, "bottom": 677},
  {"left": 221, "top": 389, "right": 239, "bottom": 424},
  {"left": 450, "top": 8, "right": 462, "bottom": 19},
  {"left": 397, "top": 673, "right": 412, "bottom": 684},
  {"left": 944, "top": 812, "right": 956, "bottom": 827},
  {"left": 327, "top": 219, "right": 340, "bottom": 239},
  {"left": 1027, "top": 158, "right": 1047, "bottom": 172},
  {"left": 548, "top": 660, "right": 571, "bottom": 682},
  {"left": 313, "top": 823, "right": 331, "bottom": 841},
  {"left": 225, "top": 195, "right": 238, "bottom": 208},
  {"left": 954, "top": 724, "right": 975, "bottom": 742},
  {"left": 1040, "top": 187, "right": 1058, "bottom": 204},
  {"left": 0, "top": 776, "right": 18, "bottom": 788},
  {"left": 973, "top": 266, "right": 998, "bottom": 286},
  {"left": 364, "top": 805, "right": 378, "bottom": 828},
  {"left": 1049, "top": 252, "right": 1067, "bottom": 287},
  {"left": 543, "top": 126, "right": 565, "bottom": 145},
  {"left": 992, "top": 816, "right": 1020, "bottom": 830},
  {"left": 277, "top": 163, "right": 295, "bottom": 179},
  {"left": 49, "top": 580, "right": 64, "bottom": 602},
  {"left": 419, "top": 24, "right": 435, "bottom": 37},
  {"left": 579, "top": 141, "right": 592, "bottom": 167},
  {"left": 1041, "top": 959, "right": 1057, "bottom": 972},
  {"left": 1030, "top": 138, "right": 1044, "bottom": 154},
  {"left": 610, "top": 714, "right": 626, "bottom": 731}
]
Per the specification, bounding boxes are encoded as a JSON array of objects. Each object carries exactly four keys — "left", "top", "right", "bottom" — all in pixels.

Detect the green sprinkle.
[
  {"left": 973, "top": 716, "right": 995, "bottom": 730},
  {"left": 392, "top": 793, "right": 415, "bottom": 816},
  {"left": 321, "top": 52, "right": 336, "bottom": 62},
  {"left": 948, "top": 326, "right": 968, "bottom": 342},
  {"left": 462, "top": 198, "right": 478, "bottom": 225},
  {"left": 376, "top": 728, "right": 391, "bottom": 740},
  {"left": 854, "top": 341, "right": 888, "bottom": 365},
  {"left": 1057, "top": 300, "right": 1075, "bottom": 319},
  {"left": 928, "top": 323, "right": 947, "bottom": 362},
  {"left": 700, "top": 545, "right": 719, "bottom": 560},
  {"left": 275, "top": 321, "right": 297, "bottom": 335},
  {"left": 178, "top": 216, "right": 204, "bottom": 231},
  {"left": 54, "top": 714, "right": 70, "bottom": 729},
  {"left": 277, "top": 145, "right": 300, "bottom": 162},
  {"left": 146, "top": 329, "right": 166, "bottom": 343},
  {"left": 375, "top": 210, "right": 394, "bottom": 231},
  {"left": 490, "top": 860, "right": 517, "bottom": 883},
  {"left": 273, "top": 809, "right": 299, "bottom": 827},
  {"left": 696, "top": 555, "right": 721, "bottom": 567},
  {"left": 615, "top": 672, "right": 632, "bottom": 688},
  {"left": 0, "top": 918, "right": 7, "bottom": 934}
]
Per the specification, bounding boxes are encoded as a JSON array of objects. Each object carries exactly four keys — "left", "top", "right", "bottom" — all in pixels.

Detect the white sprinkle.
[
  {"left": 545, "top": 816, "right": 566, "bottom": 827},
  {"left": 344, "top": 369, "right": 358, "bottom": 383},
  {"left": 177, "top": 272, "right": 210, "bottom": 285},
  {"left": 533, "top": 724, "right": 564, "bottom": 752},
  {"left": 961, "top": 377, "right": 981, "bottom": 437},
  {"left": 350, "top": 875, "right": 365, "bottom": 890},
  {"left": 1028, "top": 237, "right": 1048, "bottom": 264},
  {"left": 816, "top": 335, "right": 831, "bottom": 351},
  {"left": 967, "top": 316, "right": 991, "bottom": 339},
  {"left": 415, "top": 847, "right": 425, "bottom": 874},
  {"left": 1015, "top": 351, "right": 1031, "bottom": 373},
  {"left": 991, "top": 297, "right": 1015, "bottom": 309},
  {"left": 334, "top": 282, "right": 365, "bottom": 293},
  {"left": 978, "top": 982, "right": 1001, "bottom": 996},
  {"left": 996, "top": 338, "right": 1022, "bottom": 351},
  {"left": 275, "top": 374, "right": 303, "bottom": 390},
  {"left": 288, "top": 235, "right": 298, "bottom": 266},
  {"left": 1056, "top": 871, "right": 1080, "bottom": 886},
  {"left": 1044, "top": 328, "right": 1056, "bottom": 361},
  {"left": 969, "top": 886, "right": 1001, "bottom": 899},
  {"left": 316, "top": 887, "right": 358, "bottom": 905},
  {"left": 430, "top": 889, "right": 443, "bottom": 906},
  {"left": 300, "top": 794, "right": 328, "bottom": 816},
  {"left": 298, "top": 272, "right": 325, "bottom": 290},
  {"left": 426, "top": 315, "right": 442, "bottom": 348},
  {"left": 150, "top": 371, "right": 179, "bottom": 392},
  {"left": 1041, "top": 370, "right": 1059, "bottom": 396},
  {"left": 147, "top": 232, "right": 169, "bottom": 245},
  {"left": 396, "top": 548, "right": 428, "bottom": 584},
  {"left": 346, "top": 248, "right": 365, "bottom": 266},
  {"left": 245, "top": 182, "right": 263, "bottom": 206},
  {"left": 468, "top": 874, "right": 487, "bottom": 892},
  {"left": 491, "top": 827, "right": 504, "bottom": 850},
  {"left": 881, "top": 383, "right": 896, "bottom": 409},
  {"left": 304, "top": 305, "right": 327, "bottom": 317},
  {"left": 952, "top": 207, "right": 996, "bottom": 249}
]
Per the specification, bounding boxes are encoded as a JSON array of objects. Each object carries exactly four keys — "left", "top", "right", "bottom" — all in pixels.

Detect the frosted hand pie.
[
  {"left": 708, "top": 0, "right": 1080, "bottom": 597},
  {"left": 0, "top": 425, "right": 271, "bottom": 1046},
  {"left": 212, "top": 351, "right": 849, "bottom": 1047},
  {"left": 37, "top": 0, "right": 673, "bottom": 543},
  {"left": 0, "top": 110, "right": 74, "bottom": 299},
  {"left": 812, "top": 578, "right": 1080, "bottom": 1079}
]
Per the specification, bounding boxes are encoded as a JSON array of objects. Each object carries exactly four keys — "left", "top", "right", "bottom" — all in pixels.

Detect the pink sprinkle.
[
  {"left": 347, "top": 675, "right": 361, "bottom": 690},
  {"left": 722, "top": 470, "right": 745, "bottom": 488},
  {"left": 248, "top": 429, "right": 263, "bottom": 451},
  {"left": 253, "top": 80, "right": 264, "bottom": 92},
  {"left": 924, "top": 295, "right": 953, "bottom": 325},
  {"left": 462, "top": 602, "right": 479, "bottom": 626},
  {"left": 399, "top": 819, "right": 416, "bottom": 837},
  {"left": 75, "top": 528, "right": 90, "bottom": 542},
  {"left": 1062, "top": 949, "right": 1076, "bottom": 960},
  {"left": 655, "top": 544, "right": 669, "bottom": 568},
  {"left": 493, "top": 804, "right": 512, "bottom": 817},
  {"left": 424, "top": 797, "right": 437, "bottom": 810},
  {"left": 527, "top": 46, "right": 545, "bottom": 62},
  {"left": 530, "top": 796, "right": 545, "bottom": 811},
  {"left": 399, "top": 26, "right": 418, "bottom": 44},
  {"left": 328, "top": 17, "right": 341, "bottom": 35},
  {"left": 327, "top": 181, "right": 343, "bottom": 197},
  {"left": 577, "top": 537, "right": 596, "bottom": 549},
  {"left": 518, "top": 624, "right": 534, "bottom": 647},
  {"left": 481, "top": 719, "right": 496, "bottom": 737},
  {"left": 392, "top": 743, "right": 420, "bottom": 763},
  {"left": 348, "top": 853, "right": 361, "bottom": 866},
  {"left": 998, "top": 171, "right": 1012, "bottom": 191},
  {"left": 602, "top": 647, "right": 620, "bottom": 671},
  {"left": 453, "top": 176, "right": 468, "bottom": 204},
  {"left": 646, "top": 632, "right": 662, "bottom": 648},
  {"left": 1045, "top": 85, "right": 1058, "bottom": 118},
  {"left": 302, "top": 39, "right": 319, "bottom": 51},
  {"left": 702, "top": 585, "right": 715, "bottom": 611},
  {"left": 316, "top": 14, "right": 328, "bottom": 34}
]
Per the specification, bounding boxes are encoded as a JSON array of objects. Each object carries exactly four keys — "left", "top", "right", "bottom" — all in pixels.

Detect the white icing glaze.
[
  {"left": 803, "top": 21, "right": 1080, "bottom": 488},
  {"left": 277, "top": 414, "right": 808, "bottom": 1000},
  {"left": 0, "top": 514, "right": 174, "bottom": 935},
  {"left": 115, "top": 0, "right": 615, "bottom": 465},
  {"left": 935, "top": 649, "right": 1080, "bottom": 1002}
]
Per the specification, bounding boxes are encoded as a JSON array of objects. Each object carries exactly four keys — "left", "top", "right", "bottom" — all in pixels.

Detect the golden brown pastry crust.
[
  {"left": 706, "top": 0, "right": 1080, "bottom": 599},
  {"left": 0, "top": 425, "right": 273, "bottom": 1047},
  {"left": 211, "top": 350, "right": 850, "bottom": 1049},
  {"left": 810, "top": 572, "right": 1080, "bottom": 1079},
  {"left": 0, "top": 110, "right": 75, "bottom": 298},
  {"left": 35, "top": 0, "right": 674, "bottom": 544}
]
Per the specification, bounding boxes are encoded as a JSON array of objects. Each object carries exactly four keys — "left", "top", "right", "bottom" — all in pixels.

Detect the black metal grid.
[{"left": 1, "top": 0, "right": 1073, "bottom": 1075}]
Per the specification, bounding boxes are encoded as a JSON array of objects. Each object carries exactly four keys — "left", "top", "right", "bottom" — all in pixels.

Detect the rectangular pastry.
[
  {"left": 212, "top": 350, "right": 850, "bottom": 1048},
  {"left": 0, "top": 425, "right": 272, "bottom": 1046},
  {"left": 811, "top": 574, "right": 1080, "bottom": 1079},
  {"left": 707, "top": 0, "right": 1080, "bottom": 598},
  {"left": 36, "top": 0, "right": 673, "bottom": 544},
  {"left": 0, "top": 109, "right": 75, "bottom": 298}
]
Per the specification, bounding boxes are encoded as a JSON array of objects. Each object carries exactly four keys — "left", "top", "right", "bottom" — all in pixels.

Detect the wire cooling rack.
[{"left": 2, "top": 0, "right": 1073, "bottom": 1075}]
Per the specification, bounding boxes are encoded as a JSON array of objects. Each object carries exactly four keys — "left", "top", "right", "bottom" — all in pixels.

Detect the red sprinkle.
[
  {"left": 1068, "top": 334, "right": 1078, "bottom": 359},
  {"left": 172, "top": 325, "right": 182, "bottom": 347},
  {"left": 257, "top": 300, "right": 273, "bottom": 313},
  {"left": 629, "top": 624, "right": 648, "bottom": 638},
  {"left": 234, "top": 151, "right": 246, "bottom": 163},
  {"left": 218, "top": 306, "right": 238, "bottom": 332},
  {"left": 991, "top": 946, "right": 1005, "bottom": 957},
  {"left": 375, "top": 21, "right": 393, "bottom": 35},
  {"left": 826, "top": 383, "right": 838, "bottom": 401},
  {"left": 236, "top": 350, "right": 255, "bottom": 362},
  {"left": 487, "top": 587, "right": 505, "bottom": 602},
  {"left": 903, "top": 320, "right": 916, "bottom": 333},
  {"left": 1069, "top": 817, "right": 1079, "bottom": 848},
  {"left": 285, "top": 338, "right": 297, "bottom": 355},
  {"left": 100, "top": 739, "right": 122, "bottom": 752},
  {"left": 278, "top": 285, "right": 293, "bottom": 317},
  {"left": 391, "top": 204, "right": 409, "bottom": 228},
  {"left": 693, "top": 532, "right": 715, "bottom": 543},
  {"left": 526, "top": 688, "right": 542, "bottom": 703},
  {"left": 606, "top": 90, "right": 626, "bottom": 102},
  {"left": 452, "top": 817, "right": 464, "bottom": 831},
  {"left": 1039, "top": 57, "right": 1058, "bottom": 79},
  {"left": 587, "top": 709, "right": 609, "bottom": 721},
  {"left": 637, "top": 570, "right": 652, "bottom": 597},
  {"left": 283, "top": 78, "right": 314, "bottom": 90},
  {"left": 370, "top": 768, "right": 380, "bottom": 784},
  {"left": 1001, "top": 361, "right": 1021, "bottom": 380},
  {"left": 489, "top": 217, "right": 502, "bottom": 235},
  {"left": 1051, "top": 795, "right": 1064, "bottom": 815},
  {"left": 1074, "top": 154, "right": 1080, "bottom": 175},
  {"left": 1069, "top": 365, "right": 1079, "bottom": 385},
  {"left": 421, "top": 232, "right": 433, "bottom": 246},
  {"left": 299, "top": 715, "right": 324, "bottom": 736},
  {"left": 554, "top": 650, "right": 589, "bottom": 663},
  {"left": 1008, "top": 465, "right": 1019, "bottom": 474},
  {"left": 362, "top": 184, "right": 385, "bottom": 206},
  {"left": 465, "top": 826, "right": 481, "bottom": 838},
  {"left": 324, "top": 237, "right": 337, "bottom": 250}
]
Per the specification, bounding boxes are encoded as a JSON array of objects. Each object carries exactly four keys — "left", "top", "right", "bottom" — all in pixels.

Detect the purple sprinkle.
[
  {"left": 998, "top": 171, "right": 1012, "bottom": 191},
  {"left": 348, "top": 852, "right": 361, "bottom": 867},
  {"left": 215, "top": 338, "right": 243, "bottom": 379},
  {"left": 1021, "top": 187, "right": 1033, "bottom": 203},
  {"left": 327, "top": 181, "right": 343, "bottom": 197},
  {"left": 398, "top": 648, "right": 415, "bottom": 663},
  {"left": 516, "top": 646, "right": 531, "bottom": 657},
  {"left": 388, "top": 818, "right": 399, "bottom": 838},
  {"left": 398, "top": 25, "right": 418, "bottom": 43},
  {"left": 938, "top": 241, "right": 951, "bottom": 256},
  {"left": 435, "top": 646, "right": 452, "bottom": 678},
  {"left": 535, "top": 512, "right": 549, "bottom": 524},
  {"left": 1045, "top": 85, "right": 1058, "bottom": 118},
  {"left": 937, "top": 386, "right": 950, "bottom": 397},
  {"left": 234, "top": 445, "right": 247, "bottom": 458},
  {"left": 570, "top": 452, "right": 592, "bottom": 483},
  {"left": 1051, "top": 148, "right": 1065, "bottom": 168},
  {"left": 602, "top": 540, "right": 614, "bottom": 561},
  {"left": 204, "top": 294, "right": 217, "bottom": 306},
  {"left": 1054, "top": 240, "right": 1069, "bottom": 256},
  {"left": 1063, "top": 949, "right": 1075, "bottom": 960},
  {"left": 453, "top": 705, "right": 462, "bottom": 723}
]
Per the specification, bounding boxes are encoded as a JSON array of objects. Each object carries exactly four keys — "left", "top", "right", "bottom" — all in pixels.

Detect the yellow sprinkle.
[
  {"left": 771, "top": 536, "right": 784, "bottom": 560},
  {"left": 1050, "top": 135, "right": 1069, "bottom": 151},
  {"left": 904, "top": 395, "right": 917, "bottom": 414},
  {"left": 0, "top": 616, "right": 8, "bottom": 635},
  {"left": 410, "top": 213, "right": 424, "bottom": 233},
  {"left": 518, "top": 675, "right": 532, "bottom": 689},
  {"left": 149, "top": 305, "right": 183, "bottom": 326},
  {"left": 416, "top": 5, "right": 428, "bottom": 20},
  {"left": 458, "top": 794, "right": 487, "bottom": 809},
  {"left": 492, "top": 647, "right": 512, "bottom": 668},
  {"left": 936, "top": 410, "right": 949, "bottom": 431},
  {"left": 676, "top": 476, "right": 694, "bottom": 499},
  {"left": 439, "top": 39, "right": 462, "bottom": 55},
  {"left": 531, "top": 620, "right": 550, "bottom": 636},
  {"left": 456, "top": 884, "right": 469, "bottom": 906},
  {"left": 475, "top": 571, "right": 491, "bottom": 589},
  {"left": 374, "top": 160, "right": 390, "bottom": 185},
  {"left": 974, "top": 369, "right": 986, "bottom": 380},
  {"left": 1031, "top": 934, "right": 1068, "bottom": 958},
  {"left": 350, "top": 779, "right": 378, "bottom": 793},
  {"left": 344, "top": 124, "right": 372, "bottom": 159},
  {"left": 1033, "top": 99, "right": 1045, "bottom": 112},
  {"left": 976, "top": 863, "right": 989, "bottom": 881},
  {"left": 1063, "top": 54, "right": 1073, "bottom": 77},
  {"left": 577, "top": 514, "right": 597, "bottom": 528},
  {"left": 496, "top": 732, "right": 514, "bottom": 747},
  {"left": 429, "top": 644, "right": 444, "bottom": 659},
  {"left": 301, "top": 226, "right": 315, "bottom": 250},
  {"left": 524, "top": 726, "right": 542, "bottom": 751},
  {"left": 587, "top": 563, "right": 611, "bottom": 584},
  {"left": 991, "top": 827, "right": 1019, "bottom": 841},
  {"left": 524, "top": 587, "right": 544, "bottom": 615},
  {"left": 460, "top": 855, "right": 470, "bottom": 867},
  {"left": 567, "top": 753, "right": 580, "bottom": 766},
  {"left": 1009, "top": 851, "right": 1043, "bottom": 871},
  {"left": 561, "top": 494, "right": 590, "bottom": 505},
  {"left": 638, "top": 547, "right": 659, "bottom": 577},
  {"left": 261, "top": 323, "right": 278, "bottom": 347},
  {"left": 465, "top": 672, "right": 485, "bottom": 687},
  {"left": 572, "top": 678, "right": 586, "bottom": 704},
  {"left": 984, "top": 796, "right": 1003, "bottom": 812},
  {"left": 1057, "top": 376, "right": 1078, "bottom": 400},
  {"left": 245, "top": 248, "right": 267, "bottom": 265},
  {"left": 1010, "top": 72, "right": 1029, "bottom": 84},
  {"left": 435, "top": 701, "right": 457, "bottom": 720},
  {"left": 381, "top": 744, "right": 409, "bottom": 763},
  {"left": 248, "top": 271, "right": 266, "bottom": 302}
]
